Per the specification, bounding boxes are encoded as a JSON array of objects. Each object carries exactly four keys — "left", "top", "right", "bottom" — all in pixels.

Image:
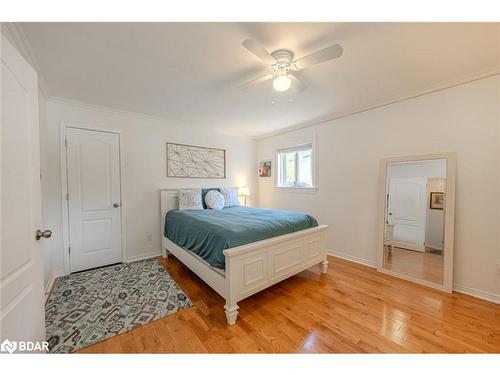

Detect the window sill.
[{"left": 273, "top": 186, "right": 317, "bottom": 194}]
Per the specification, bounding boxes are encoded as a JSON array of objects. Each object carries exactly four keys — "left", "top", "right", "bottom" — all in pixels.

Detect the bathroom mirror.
[{"left": 377, "top": 152, "right": 456, "bottom": 292}]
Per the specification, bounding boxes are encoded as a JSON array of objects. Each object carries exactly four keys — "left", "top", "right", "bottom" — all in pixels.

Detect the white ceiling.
[{"left": 19, "top": 22, "right": 500, "bottom": 138}]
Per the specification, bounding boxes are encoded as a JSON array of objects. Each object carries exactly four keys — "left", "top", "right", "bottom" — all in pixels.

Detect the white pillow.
[
  {"left": 219, "top": 187, "right": 240, "bottom": 207},
  {"left": 204, "top": 190, "right": 225, "bottom": 210},
  {"left": 178, "top": 189, "right": 203, "bottom": 210}
]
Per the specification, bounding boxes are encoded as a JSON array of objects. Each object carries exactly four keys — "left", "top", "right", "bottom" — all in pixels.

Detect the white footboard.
[
  {"left": 160, "top": 189, "right": 328, "bottom": 325},
  {"left": 223, "top": 225, "right": 328, "bottom": 325}
]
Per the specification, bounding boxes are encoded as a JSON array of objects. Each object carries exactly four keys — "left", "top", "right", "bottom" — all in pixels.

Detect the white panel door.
[
  {"left": 1, "top": 35, "right": 46, "bottom": 349},
  {"left": 66, "top": 128, "right": 122, "bottom": 273},
  {"left": 387, "top": 177, "right": 427, "bottom": 252}
]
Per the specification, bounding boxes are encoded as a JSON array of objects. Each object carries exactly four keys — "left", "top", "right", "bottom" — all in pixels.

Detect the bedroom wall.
[
  {"left": 42, "top": 99, "right": 258, "bottom": 278},
  {"left": 257, "top": 74, "right": 500, "bottom": 303},
  {"left": 426, "top": 178, "right": 446, "bottom": 250}
]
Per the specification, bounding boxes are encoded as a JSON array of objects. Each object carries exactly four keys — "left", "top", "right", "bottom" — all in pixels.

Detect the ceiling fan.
[{"left": 239, "top": 39, "right": 343, "bottom": 93}]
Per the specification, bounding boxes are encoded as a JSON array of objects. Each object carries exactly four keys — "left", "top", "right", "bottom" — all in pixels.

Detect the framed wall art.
[
  {"left": 166, "top": 142, "right": 226, "bottom": 178},
  {"left": 259, "top": 160, "right": 272, "bottom": 177},
  {"left": 430, "top": 192, "right": 445, "bottom": 210}
]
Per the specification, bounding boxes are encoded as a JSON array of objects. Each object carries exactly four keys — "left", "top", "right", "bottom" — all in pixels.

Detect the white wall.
[
  {"left": 258, "top": 75, "right": 500, "bottom": 302},
  {"left": 387, "top": 159, "right": 446, "bottom": 179},
  {"left": 42, "top": 100, "right": 257, "bottom": 277},
  {"left": 426, "top": 178, "right": 446, "bottom": 250}
]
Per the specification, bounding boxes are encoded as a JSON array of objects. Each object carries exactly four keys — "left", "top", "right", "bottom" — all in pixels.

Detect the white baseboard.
[
  {"left": 425, "top": 243, "right": 443, "bottom": 251},
  {"left": 44, "top": 272, "right": 55, "bottom": 294},
  {"left": 327, "top": 249, "right": 376, "bottom": 268},
  {"left": 126, "top": 251, "right": 162, "bottom": 262},
  {"left": 327, "top": 249, "right": 499, "bottom": 305},
  {"left": 44, "top": 270, "right": 64, "bottom": 303},
  {"left": 453, "top": 284, "right": 500, "bottom": 305}
]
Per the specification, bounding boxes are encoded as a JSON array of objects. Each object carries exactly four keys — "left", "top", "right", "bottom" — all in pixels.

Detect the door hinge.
[
  {"left": 64, "top": 138, "right": 68, "bottom": 147},
  {"left": 68, "top": 246, "right": 71, "bottom": 254},
  {"left": 66, "top": 193, "right": 69, "bottom": 201}
]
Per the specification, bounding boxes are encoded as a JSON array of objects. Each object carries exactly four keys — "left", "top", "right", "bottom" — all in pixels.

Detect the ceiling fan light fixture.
[
  {"left": 273, "top": 74, "right": 291, "bottom": 92},
  {"left": 240, "top": 39, "right": 343, "bottom": 93}
]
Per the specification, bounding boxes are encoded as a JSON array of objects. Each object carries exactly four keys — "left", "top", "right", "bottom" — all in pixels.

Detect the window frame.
[{"left": 274, "top": 140, "right": 317, "bottom": 193}]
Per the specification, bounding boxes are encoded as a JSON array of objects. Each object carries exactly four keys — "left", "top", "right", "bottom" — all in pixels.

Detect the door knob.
[
  {"left": 36, "top": 229, "right": 52, "bottom": 240},
  {"left": 113, "top": 203, "right": 120, "bottom": 208}
]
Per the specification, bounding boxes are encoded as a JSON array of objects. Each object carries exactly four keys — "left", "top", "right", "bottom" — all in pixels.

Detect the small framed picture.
[
  {"left": 430, "top": 192, "right": 445, "bottom": 210},
  {"left": 259, "top": 160, "right": 272, "bottom": 177}
]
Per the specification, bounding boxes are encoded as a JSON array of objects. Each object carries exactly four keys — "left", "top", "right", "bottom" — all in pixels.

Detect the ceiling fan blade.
[
  {"left": 238, "top": 73, "right": 273, "bottom": 90},
  {"left": 242, "top": 39, "right": 276, "bottom": 65},
  {"left": 290, "top": 73, "right": 308, "bottom": 93},
  {"left": 294, "top": 44, "right": 343, "bottom": 70}
]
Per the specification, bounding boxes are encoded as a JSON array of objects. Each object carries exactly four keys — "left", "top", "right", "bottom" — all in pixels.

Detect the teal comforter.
[{"left": 164, "top": 206, "right": 318, "bottom": 269}]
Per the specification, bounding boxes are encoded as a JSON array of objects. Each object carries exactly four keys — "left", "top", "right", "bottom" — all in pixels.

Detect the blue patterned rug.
[{"left": 45, "top": 258, "right": 192, "bottom": 353}]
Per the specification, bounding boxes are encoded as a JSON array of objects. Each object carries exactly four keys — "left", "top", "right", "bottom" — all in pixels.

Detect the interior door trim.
[{"left": 59, "top": 121, "right": 126, "bottom": 275}]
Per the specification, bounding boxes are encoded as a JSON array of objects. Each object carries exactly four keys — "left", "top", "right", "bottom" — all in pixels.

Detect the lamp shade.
[
  {"left": 272, "top": 75, "right": 291, "bottom": 92},
  {"left": 238, "top": 186, "right": 250, "bottom": 196}
]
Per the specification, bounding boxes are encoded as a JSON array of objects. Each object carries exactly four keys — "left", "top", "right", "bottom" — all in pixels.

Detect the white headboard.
[
  {"left": 160, "top": 189, "right": 181, "bottom": 214},
  {"left": 160, "top": 188, "right": 238, "bottom": 256}
]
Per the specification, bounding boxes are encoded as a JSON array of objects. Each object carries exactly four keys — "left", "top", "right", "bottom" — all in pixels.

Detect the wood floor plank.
[{"left": 77, "top": 255, "right": 500, "bottom": 353}]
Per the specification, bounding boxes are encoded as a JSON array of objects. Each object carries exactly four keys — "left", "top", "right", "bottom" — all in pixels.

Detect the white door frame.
[{"left": 59, "top": 121, "right": 126, "bottom": 275}]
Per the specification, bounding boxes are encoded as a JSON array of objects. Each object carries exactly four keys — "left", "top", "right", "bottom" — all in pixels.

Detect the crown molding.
[
  {"left": 2, "top": 22, "right": 50, "bottom": 98},
  {"left": 47, "top": 96, "right": 257, "bottom": 140},
  {"left": 256, "top": 68, "right": 500, "bottom": 140},
  {"left": 47, "top": 96, "right": 200, "bottom": 125}
]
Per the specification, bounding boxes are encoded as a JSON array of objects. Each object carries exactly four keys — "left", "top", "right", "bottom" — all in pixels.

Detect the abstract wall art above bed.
[{"left": 166, "top": 142, "right": 226, "bottom": 178}]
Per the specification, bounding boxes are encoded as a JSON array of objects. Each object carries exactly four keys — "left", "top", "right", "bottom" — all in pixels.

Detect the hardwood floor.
[
  {"left": 78, "top": 255, "right": 500, "bottom": 353},
  {"left": 383, "top": 246, "right": 444, "bottom": 284}
]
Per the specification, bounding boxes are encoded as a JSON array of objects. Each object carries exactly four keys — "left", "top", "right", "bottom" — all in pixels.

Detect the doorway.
[{"left": 63, "top": 126, "right": 123, "bottom": 273}]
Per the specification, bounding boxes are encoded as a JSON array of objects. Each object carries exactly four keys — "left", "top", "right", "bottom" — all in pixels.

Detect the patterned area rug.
[{"left": 45, "top": 258, "right": 192, "bottom": 353}]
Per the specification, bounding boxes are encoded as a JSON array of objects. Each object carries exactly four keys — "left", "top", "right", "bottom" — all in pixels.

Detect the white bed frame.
[{"left": 160, "top": 189, "right": 328, "bottom": 325}]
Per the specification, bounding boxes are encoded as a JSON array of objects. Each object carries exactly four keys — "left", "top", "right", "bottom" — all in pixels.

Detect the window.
[{"left": 277, "top": 143, "right": 314, "bottom": 189}]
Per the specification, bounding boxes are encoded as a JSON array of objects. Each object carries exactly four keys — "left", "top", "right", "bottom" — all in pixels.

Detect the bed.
[{"left": 160, "top": 188, "right": 328, "bottom": 325}]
